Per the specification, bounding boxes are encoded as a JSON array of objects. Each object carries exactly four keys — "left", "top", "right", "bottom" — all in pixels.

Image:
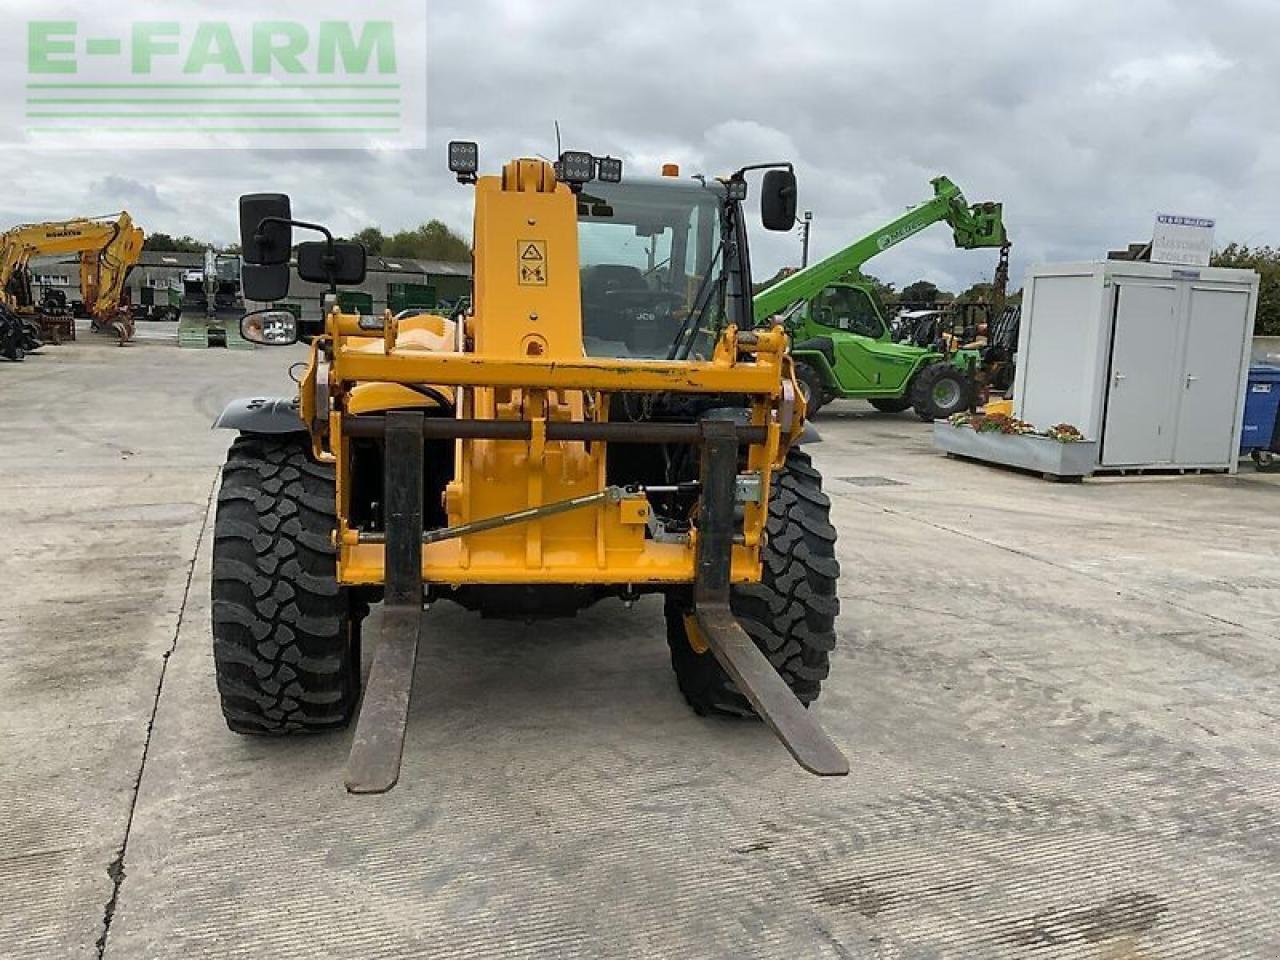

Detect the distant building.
[
  {"left": 26, "top": 249, "right": 473, "bottom": 316},
  {"left": 279, "top": 255, "right": 473, "bottom": 316}
]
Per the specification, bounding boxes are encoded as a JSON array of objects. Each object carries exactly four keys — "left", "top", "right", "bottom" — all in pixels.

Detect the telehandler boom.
[
  {"left": 753, "top": 176, "right": 1005, "bottom": 320},
  {"left": 212, "top": 145, "right": 846, "bottom": 792},
  {"left": 753, "top": 177, "right": 1007, "bottom": 418}
]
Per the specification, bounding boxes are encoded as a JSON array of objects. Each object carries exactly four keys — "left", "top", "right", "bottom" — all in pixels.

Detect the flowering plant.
[
  {"left": 1044, "top": 423, "right": 1085, "bottom": 443},
  {"left": 946, "top": 413, "right": 1085, "bottom": 443}
]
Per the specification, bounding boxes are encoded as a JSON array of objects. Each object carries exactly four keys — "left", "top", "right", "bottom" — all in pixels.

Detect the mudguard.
[
  {"left": 792, "top": 336, "right": 836, "bottom": 366},
  {"left": 789, "top": 346, "right": 841, "bottom": 401},
  {"left": 211, "top": 396, "right": 307, "bottom": 434}
]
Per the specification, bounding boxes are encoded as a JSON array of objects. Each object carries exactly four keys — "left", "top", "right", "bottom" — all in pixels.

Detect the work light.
[
  {"left": 596, "top": 156, "right": 623, "bottom": 183},
  {"left": 557, "top": 150, "right": 596, "bottom": 184},
  {"left": 448, "top": 141, "right": 479, "bottom": 177}
]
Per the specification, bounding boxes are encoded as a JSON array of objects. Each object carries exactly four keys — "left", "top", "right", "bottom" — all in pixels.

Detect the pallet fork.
[{"left": 344, "top": 412, "right": 848, "bottom": 795}]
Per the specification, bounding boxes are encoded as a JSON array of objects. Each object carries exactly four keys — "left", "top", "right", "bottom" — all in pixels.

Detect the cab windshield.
[{"left": 577, "top": 179, "right": 725, "bottom": 359}]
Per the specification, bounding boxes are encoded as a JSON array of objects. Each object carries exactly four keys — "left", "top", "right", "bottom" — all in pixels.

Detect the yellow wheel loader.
[{"left": 212, "top": 144, "right": 846, "bottom": 792}]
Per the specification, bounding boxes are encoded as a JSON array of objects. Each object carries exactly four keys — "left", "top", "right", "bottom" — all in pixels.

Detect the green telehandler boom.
[{"left": 753, "top": 176, "right": 1008, "bottom": 419}]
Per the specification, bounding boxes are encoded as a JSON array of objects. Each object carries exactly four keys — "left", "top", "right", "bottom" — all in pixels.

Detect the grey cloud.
[
  {"left": 89, "top": 175, "right": 175, "bottom": 214},
  {"left": 2, "top": 0, "right": 1277, "bottom": 292}
]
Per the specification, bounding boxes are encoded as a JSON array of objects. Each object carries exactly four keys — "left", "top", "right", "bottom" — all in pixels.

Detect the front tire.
[
  {"left": 211, "top": 434, "right": 362, "bottom": 734},
  {"left": 910, "top": 363, "right": 972, "bottom": 421},
  {"left": 666, "top": 448, "right": 840, "bottom": 716}
]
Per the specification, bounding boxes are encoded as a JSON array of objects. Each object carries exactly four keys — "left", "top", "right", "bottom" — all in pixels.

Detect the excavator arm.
[
  {"left": 80, "top": 214, "right": 145, "bottom": 317},
  {"left": 752, "top": 176, "right": 1006, "bottom": 322},
  {"left": 0, "top": 213, "right": 145, "bottom": 342}
]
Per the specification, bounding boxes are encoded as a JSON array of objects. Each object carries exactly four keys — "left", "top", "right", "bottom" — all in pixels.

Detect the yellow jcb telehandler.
[{"left": 212, "top": 143, "right": 846, "bottom": 792}]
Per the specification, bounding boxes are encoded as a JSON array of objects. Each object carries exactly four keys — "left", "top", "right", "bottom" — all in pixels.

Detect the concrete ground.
[{"left": 3, "top": 325, "right": 1279, "bottom": 959}]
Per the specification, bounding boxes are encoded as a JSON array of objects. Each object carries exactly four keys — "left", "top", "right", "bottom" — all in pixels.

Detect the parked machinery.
[
  {"left": 177, "top": 248, "right": 248, "bottom": 348},
  {"left": 211, "top": 144, "right": 847, "bottom": 792},
  {"left": 753, "top": 177, "right": 1008, "bottom": 418},
  {"left": 0, "top": 213, "right": 145, "bottom": 344},
  {"left": 0, "top": 303, "right": 41, "bottom": 361}
]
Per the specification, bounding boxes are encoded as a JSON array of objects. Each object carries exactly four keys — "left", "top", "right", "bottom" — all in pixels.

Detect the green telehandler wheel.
[{"left": 910, "top": 363, "right": 972, "bottom": 421}]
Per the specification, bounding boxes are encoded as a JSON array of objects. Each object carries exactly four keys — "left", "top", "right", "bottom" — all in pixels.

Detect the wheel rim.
[{"left": 933, "top": 379, "right": 961, "bottom": 409}]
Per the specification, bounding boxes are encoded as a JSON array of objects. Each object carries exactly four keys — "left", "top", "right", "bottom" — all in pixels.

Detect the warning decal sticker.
[{"left": 518, "top": 240, "right": 547, "bottom": 286}]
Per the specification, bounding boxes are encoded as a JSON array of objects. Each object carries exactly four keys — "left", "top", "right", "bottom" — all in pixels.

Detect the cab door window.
[{"left": 813, "top": 286, "right": 884, "bottom": 339}]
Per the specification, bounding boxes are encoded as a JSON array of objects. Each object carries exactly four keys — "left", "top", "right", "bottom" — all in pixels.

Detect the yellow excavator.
[{"left": 0, "top": 213, "right": 145, "bottom": 344}]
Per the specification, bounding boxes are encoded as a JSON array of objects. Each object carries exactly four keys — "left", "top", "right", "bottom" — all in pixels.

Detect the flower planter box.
[{"left": 932, "top": 421, "right": 1098, "bottom": 480}]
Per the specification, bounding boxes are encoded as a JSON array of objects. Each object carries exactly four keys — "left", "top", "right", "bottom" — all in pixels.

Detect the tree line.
[
  {"left": 1212, "top": 244, "right": 1280, "bottom": 336},
  {"left": 143, "top": 220, "right": 472, "bottom": 264},
  {"left": 886, "top": 246, "right": 1280, "bottom": 333},
  {"left": 758, "top": 243, "right": 1280, "bottom": 336}
]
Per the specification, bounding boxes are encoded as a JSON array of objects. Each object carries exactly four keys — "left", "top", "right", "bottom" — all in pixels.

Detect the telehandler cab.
[{"left": 213, "top": 144, "right": 846, "bottom": 792}]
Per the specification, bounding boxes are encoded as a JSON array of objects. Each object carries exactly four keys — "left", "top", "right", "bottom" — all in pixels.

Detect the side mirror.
[
  {"left": 241, "top": 308, "right": 299, "bottom": 346},
  {"left": 761, "top": 169, "right": 798, "bottom": 232},
  {"left": 297, "top": 240, "right": 367, "bottom": 286},
  {"left": 241, "top": 263, "right": 290, "bottom": 302},
  {"left": 239, "top": 194, "right": 293, "bottom": 265}
]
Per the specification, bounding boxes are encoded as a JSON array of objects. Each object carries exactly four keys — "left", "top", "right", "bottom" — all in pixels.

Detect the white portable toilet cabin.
[{"left": 1012, "top": 261, "right": 1259, "bottom": 473}]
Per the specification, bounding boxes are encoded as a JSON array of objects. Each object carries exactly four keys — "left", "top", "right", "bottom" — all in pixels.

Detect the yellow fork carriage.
[{"left": 213, "top": 145, "right": 846, "bottom": 792}]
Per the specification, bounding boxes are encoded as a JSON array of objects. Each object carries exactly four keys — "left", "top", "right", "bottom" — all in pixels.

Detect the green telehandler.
[{"left": 752, "top": 176, "right": 1008, "bottom": 418}]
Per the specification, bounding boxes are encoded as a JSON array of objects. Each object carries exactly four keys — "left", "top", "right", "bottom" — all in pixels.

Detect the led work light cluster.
[
  {"left": 554, "top": 150, "right": 623, "bottom": 188},
  {"left": 447, "top": 140, "right": 623, "bottom": 190}
]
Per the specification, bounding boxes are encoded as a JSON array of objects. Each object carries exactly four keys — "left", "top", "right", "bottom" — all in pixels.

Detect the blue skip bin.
[{"left": 1241, "top": 365, "right": 1280, "bottom": 470}]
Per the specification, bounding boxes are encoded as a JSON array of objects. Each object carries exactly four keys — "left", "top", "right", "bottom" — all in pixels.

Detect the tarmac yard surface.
[{"left": 3, "top": 329, "right": 1279, "bottom": 959}]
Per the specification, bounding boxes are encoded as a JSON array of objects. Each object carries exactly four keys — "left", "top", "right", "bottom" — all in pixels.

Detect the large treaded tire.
[
  {"left": 211, "top": 434, "right": 361, "bottom": 735},
  {"left": 910, "top": 362, "right": 972, "bottom": 421},
  {"left": 666, "top": 447, "right": 840, "bottom": 716}
]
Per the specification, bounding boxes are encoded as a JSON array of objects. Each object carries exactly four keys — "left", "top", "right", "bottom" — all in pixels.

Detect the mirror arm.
[
  {"left": 256, "top": 216, "right": 342, "bottom": 293},
  {"left": 256, "top": 216, "right": 333, "bottom": 247},
  {"left": 732, "top": 161, "right": 794, "bottom": 179}
]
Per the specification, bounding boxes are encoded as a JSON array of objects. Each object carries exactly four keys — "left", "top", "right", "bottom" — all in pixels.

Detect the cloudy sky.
[{"left": 1, "top": 0, "right": 1276, "bottom": 293}]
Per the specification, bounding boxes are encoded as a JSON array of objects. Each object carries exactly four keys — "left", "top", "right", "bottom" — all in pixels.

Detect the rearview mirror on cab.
[
  {"left": 241, "top": 263, "right": 291, "bottom": 302},
  {"left": 241, "top": 308, "right": 300, "bottom": 346},
  {"left": 297, "top": 240, "right": 367, "bottom": 287},
  {"left": 239, "top": 193, "right": 294, "bottom": 303},
  {"left": 761, "top": 169, "right": 798, "bottom": 231},
  {"left": 239, "top": 194, "right": 293, "bottom": 265}
]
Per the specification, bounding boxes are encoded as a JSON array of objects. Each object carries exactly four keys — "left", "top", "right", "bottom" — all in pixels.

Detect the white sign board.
[{"left": 1151, "top": 213, "right": 1215, "bottom": 267}]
